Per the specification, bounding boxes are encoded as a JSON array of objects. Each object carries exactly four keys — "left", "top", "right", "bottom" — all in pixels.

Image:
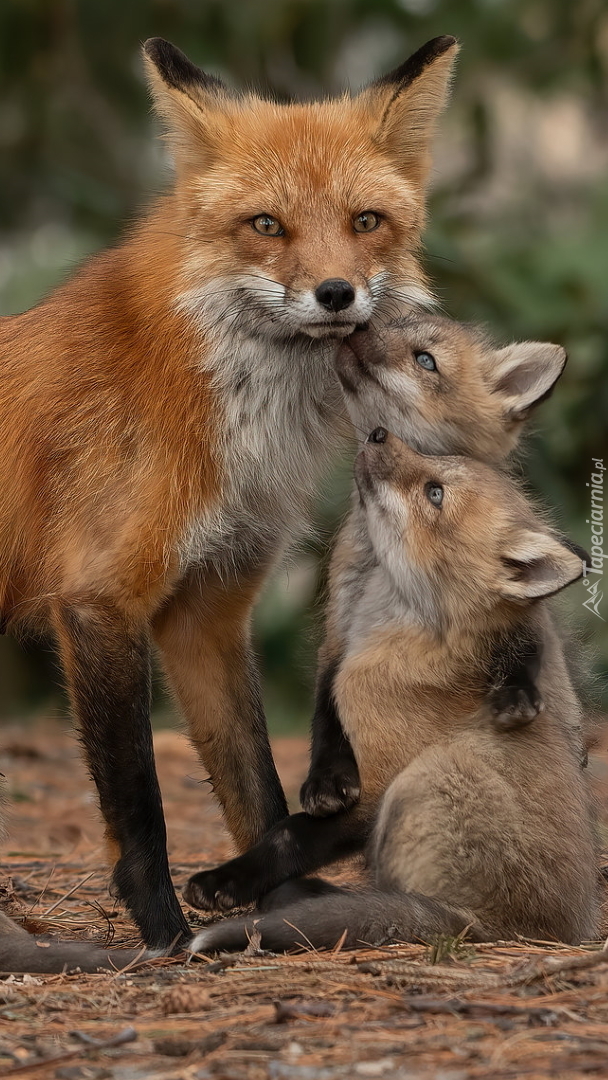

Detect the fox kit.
[
  {"left": 301, "top": 315, "right": 570, "bottom": 817},
  {"left": 0, "top": 37, "right": 458, "bottom": 948},
  {"left": 183, "top": 316, "right": 571, "bottom": 913},
  {"left": 189, "top": 433, "right": 597, "bottom": 953}
]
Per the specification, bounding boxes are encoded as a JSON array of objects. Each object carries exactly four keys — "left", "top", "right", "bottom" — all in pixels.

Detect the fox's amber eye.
[
  {"left": 425, "top": 482, "right": 444, "bottom": 508},
  {"left": 415, "top": 351, "right": 437, "bottom": 371},
  {"left": 252, "top": 215, "right": 284, "bottom": 236},
  {"left": 353, "top": 211, "right": 380, "bottom": 233}
]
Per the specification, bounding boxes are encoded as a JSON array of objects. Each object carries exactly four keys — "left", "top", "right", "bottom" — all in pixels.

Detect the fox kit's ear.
[
  {"left": 489, "top": 342, "right": 567, "bottom": 420},
  {"left": 143, "top": 38, "right": 229, "bottom": 167},
  {"left": 499, "top": 529, "right": 584, "bottom": 602},
  {"left": 360, "top": 36, "right": 459, "bottom": 184}
]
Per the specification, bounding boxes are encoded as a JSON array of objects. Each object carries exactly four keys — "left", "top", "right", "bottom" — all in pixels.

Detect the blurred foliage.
[{"left": 0, "top": 0, "right": 606, "bottom": 727}]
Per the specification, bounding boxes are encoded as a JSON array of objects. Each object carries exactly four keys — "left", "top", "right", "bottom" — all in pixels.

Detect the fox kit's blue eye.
[
  {"left": 415, "top": 351, "right": 437, "bottom": 371},
  {"left": 425, "top": 482, "right": 444, "bottom": 507},
  {"left": 252, "top": 215, "right": 284, "bottom": 236}
]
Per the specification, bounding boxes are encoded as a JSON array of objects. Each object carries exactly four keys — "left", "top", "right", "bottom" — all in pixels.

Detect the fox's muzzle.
[{"left": 315, "top": 278, "right": 355, "bottom": 313}]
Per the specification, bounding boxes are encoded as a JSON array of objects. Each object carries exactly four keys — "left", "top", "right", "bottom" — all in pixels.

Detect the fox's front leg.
[
  {"left": 153, "top": 575, "right": 288, "bottom": 852},
  {"left": 300, "top": 657, "right": 360, "bottom": 817},
  {"left": 53, "top": 601, "right": 190, "bottom": 950},
  {"left": 184, "top": 804, "right": 372, "bottom": 912}
]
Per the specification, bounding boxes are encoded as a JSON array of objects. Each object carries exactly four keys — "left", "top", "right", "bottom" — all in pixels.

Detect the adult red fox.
[
  {"left": 0, "top": 36, "right": 458, "bottom": 948},
  {"left": 188, "top": 434, "right": 597, "bottom": 953}
]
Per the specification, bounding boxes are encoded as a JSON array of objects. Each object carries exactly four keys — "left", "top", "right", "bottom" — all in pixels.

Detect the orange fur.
[
  {"left": 0, "top": 222, "right": 219, "bottom": 626},
  {"left": 153, "top": 570, "right": 269, "bottom": 852}
]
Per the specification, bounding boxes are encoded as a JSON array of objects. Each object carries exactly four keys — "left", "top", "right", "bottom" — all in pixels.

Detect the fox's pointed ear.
[
  {"left": 488, "top": 342, "right": 567, "bottom": 420},
  {"left": 143, "top": 38, "right": 229, "bottom": 166},
  {"left": 499, "top": 529, "right": 584, "bottom": 602},
  {"left": 360, "top": 36, "right": 459, "bottom": 184}
]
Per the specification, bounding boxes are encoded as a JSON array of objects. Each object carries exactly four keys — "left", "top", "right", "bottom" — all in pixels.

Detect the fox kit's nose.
[
  {"left": 367, "top": 427, "right": 388, "bottom": 443},
  {"left": 315, "top": 279, "right": 355, "bottom": 313}
]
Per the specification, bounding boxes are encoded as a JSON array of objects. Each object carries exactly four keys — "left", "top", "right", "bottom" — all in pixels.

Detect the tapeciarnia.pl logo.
[{"left": 582, "top": 458, "right": 605, "bottom": 621}]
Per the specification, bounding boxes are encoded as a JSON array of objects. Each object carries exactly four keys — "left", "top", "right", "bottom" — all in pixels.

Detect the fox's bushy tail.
[
  {"left": 0, "top": 912, "right": 154, "bottom": 973},
  {"left": 188, "top": 880, "right": 488, "bottom": 955}
]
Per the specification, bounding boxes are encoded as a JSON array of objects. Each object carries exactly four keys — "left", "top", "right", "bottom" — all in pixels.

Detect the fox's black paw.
[
  {"left": 183, "top": 866, "right": 256, "bottom": 913},
  {"left": 300, "top": 760, "right": 361, "bottom": 817},
  {"left": 489, "top": 683, "right": 544, "bottom": 732}
]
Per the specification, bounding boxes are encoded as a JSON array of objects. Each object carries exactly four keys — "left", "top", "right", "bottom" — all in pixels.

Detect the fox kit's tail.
[{"left": 188, "top": 879, "right": 487, "bottom": 954}]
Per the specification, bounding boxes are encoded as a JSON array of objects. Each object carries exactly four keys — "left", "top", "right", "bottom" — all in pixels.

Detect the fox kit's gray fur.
[
  {"left": 190, "top": 434, "right": 598, "bottom": 953},
  {"left": 301, "top": 314, "right": 570, "bottom": 817}
]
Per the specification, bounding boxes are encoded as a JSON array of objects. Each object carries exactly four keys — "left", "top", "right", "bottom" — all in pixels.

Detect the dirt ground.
[{"left": 2, "top": 719, "right": 608, "bottom": 1080}]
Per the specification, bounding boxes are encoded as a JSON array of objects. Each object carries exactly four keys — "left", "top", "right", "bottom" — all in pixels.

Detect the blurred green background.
[{"left": 0, "top": 0, "right": 606, "bottom": 728}]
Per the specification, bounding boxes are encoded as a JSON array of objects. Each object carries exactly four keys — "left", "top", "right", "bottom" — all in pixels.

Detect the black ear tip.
[
  {"left": 372, "top": 34, "right": 459, "bottom": 92},
  {"left": 143, "top": 37, "right": 170, "bottom": 62},
  {"left": 429, "top": 34, "right": 459, "bottom": 53},
  {"left": 142, "top": 37, "right": 190, "bottom": 81},
  {"left": 412, "top": 35, "right": 460, "bottom": 66},
  {"left": 143, "top": 37, "right": 226, "bottom": 95}
]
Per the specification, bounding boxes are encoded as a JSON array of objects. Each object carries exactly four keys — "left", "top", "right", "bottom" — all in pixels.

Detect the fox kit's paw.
[
  {"left": 489, "top": 682, "right": 544, "bottom": 732},
  {"left": 300, "top": 759, "right": 361, "bottom": 817}
]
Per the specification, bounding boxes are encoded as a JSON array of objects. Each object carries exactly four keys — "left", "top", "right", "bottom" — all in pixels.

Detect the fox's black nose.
[
  {"left": 315, "top": 279, "right": 355, "bottom": 313},
  {"left": 367, "top": 427, "right": 388, "bottom": 444}
]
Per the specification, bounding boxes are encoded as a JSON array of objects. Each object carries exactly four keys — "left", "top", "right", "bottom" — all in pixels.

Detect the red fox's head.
[
  {"left": 143, "top": 37, "right": 459, "bottom": 341},
  {"left": 356, "top": 430, "right": 584, "bottom": 626},
  {"left": 335, "top": 314, "right": 567, "bottom": 461}
]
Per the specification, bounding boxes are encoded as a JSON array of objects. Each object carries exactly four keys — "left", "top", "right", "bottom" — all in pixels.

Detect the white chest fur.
[{"left": 179, "top": 330, "right": 346, "bottom": 580}]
